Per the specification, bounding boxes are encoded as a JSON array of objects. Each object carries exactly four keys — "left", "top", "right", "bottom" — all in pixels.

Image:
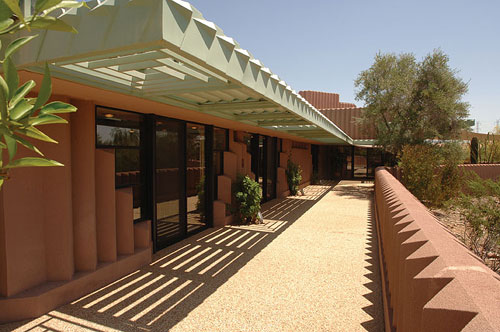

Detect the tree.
[
  {"left": 0, "top": 0, "right": 84, "bottom": 188},
  {"left": 355, "top": 50, "right": 470, "bottom": 157}
]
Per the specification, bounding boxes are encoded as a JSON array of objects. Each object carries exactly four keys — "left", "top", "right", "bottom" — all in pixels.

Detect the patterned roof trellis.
[{"left": 7, "top": 0, "right": 353, "bottom": 144}]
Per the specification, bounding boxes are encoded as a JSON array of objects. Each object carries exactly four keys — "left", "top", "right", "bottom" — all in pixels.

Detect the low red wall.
[
  {"left": 458, "top": 164, "right": 500, "bottom": 180},
  {"left": 375, "top": 167, "right": 500, "bottom": 331}
]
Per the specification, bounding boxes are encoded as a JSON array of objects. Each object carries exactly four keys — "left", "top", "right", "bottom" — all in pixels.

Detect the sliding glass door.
[
  {"left": 155, "top": 119, "right": 184, "bottom": 247},
  {"left": 153, "top": 118, "right": 212, "bottom": 250}
]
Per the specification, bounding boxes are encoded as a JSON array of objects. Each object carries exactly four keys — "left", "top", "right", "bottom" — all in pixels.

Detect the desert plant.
[
  {"left": 477, "top": 133, "right": 500, "bottom": 163},
  {"left": 196, "top": 175, "right": 205, "bottom": 219},
  {"left": 232, "top": 174, "right": 262, "bottom": 223},
  {"left": 456, "top": 174, "right": 500, "bottom": 271},
  {"left": 0, "top": 0, "right": 85, "bottom": 188},
  {"left": 471, "top": 137, "right": 479, "bottom": 164},
  {"left": 286, "top": 158, "right": 302, "bottom": 195},
  {"left": 399, "top": 143, "right": 464, "bottom": 206}
]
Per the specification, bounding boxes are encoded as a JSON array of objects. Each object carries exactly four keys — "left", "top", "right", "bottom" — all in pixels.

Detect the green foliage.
[
  {"left": 477, "top": 133, "right": 500, "bottom": 163},
  {"left": 455, "top": 174, "right": 500, "bottom": 272},
  {"left": 0, "top": 0, "right": 84, "bottom": 188},
  {"left": 399, "top": 143, "right": 465, "bottom": 206},
  {"left": 232, "top": 174, "right": 262, "bottom": 223},
  {"left": 355, "top": 50, "right": 470, "bottom": 158},
  {"left": 285, "top": 158, "right": 302, "bottom": 195},
  {"left": 196, "top": 175, "right": 205, "bottom": 219},
  {"left": 0, "top": 0, "right": 84, "bottom": 35}
]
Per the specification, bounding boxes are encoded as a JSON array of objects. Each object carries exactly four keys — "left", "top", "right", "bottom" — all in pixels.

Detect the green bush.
[
  {"left": 456, "top": 174, "right": 500, "bottom": 272},
  {"left": 399, "top": 143, "right": 464, "bottom": 206},
  {"left": 196, "top": 175, "right": 205, "bottom": 219},
  {"left": 232, "top": 174, "right": 262, "bottom": 224},
  {"left": 286, "top": 158, "right": 302, "bottom": 195}
]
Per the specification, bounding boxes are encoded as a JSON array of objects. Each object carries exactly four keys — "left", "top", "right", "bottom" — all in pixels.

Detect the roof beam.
[
  {"left": 86, "top": 51, "right": 165, "bottom": 69},
  {"left": 199, "top": 100, "right": 277, "bottom": 112},
  {"left": 234, "top": 112, "right": 299, "bottom": 121},
  {"left": 140, "top": 84, "right": 240, "bottom": 95},
  {"left": 258, "top": 119, "right": 310, "bottom": 126},
  {"left": 157, "top": 58, "right": 210, "bottom": 82}
]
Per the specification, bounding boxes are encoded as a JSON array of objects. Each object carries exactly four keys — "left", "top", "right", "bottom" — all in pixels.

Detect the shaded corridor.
[{"left": 3, "top": 181, "right": 383, "bottom": 332}]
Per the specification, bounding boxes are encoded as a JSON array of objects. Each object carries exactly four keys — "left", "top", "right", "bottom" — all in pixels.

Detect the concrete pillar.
[
  {"left": 71, "top": 99, "right": 97, "bottom": 272},
  {"left": 95, "top": 149, "right": 117, "bottom": 262},
  {"left": 134, "top": 220, "right": 151, "bottom": 250},
  {"left": 116, "top": 187, "right": 134, "bottom": 255}
]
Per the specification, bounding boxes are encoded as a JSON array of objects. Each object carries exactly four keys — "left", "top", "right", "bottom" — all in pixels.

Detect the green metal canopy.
[{"left": 10, "top": 0, "right": 353, "bottom": 144}]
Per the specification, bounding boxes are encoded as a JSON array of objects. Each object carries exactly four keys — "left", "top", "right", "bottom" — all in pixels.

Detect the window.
[{"left": 96, "top": 106, "right": 145, "bottom": 221}]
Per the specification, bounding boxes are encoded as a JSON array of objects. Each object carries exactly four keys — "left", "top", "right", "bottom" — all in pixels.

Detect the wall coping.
[{"left": 374, "top": 167, "right": 500, "bottom": 331}]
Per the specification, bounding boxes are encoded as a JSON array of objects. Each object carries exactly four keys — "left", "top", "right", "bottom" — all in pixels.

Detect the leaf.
[
  {"left": 10, "top": 80, "right": 36, "bottom": 108},
  {"left": 15, "top": 126, "right": 58, "bottom": 143},
  {"left": 10, "top": 133, "right": 43, "bottom": 155},
  {"left": 30, "top": 16, "right": 77, "bottom": 33},
  {"left": 0, "top": 18, "right": 14, "bottom": 33},
  {"left": 3, "top": 134, "right": 17, "bottom": 161},
  {"left": 33, "top": 63, "right": 51, "bottom": 111},
  {"left": 0, "top": 76, "right": 8, "bottom": 120},
  {"left": 43, "top": 0, "right": 86, "bottom": 15},
  {"left": 35, "top": 0, "right": 63, "bottom": 14},
  {"left": 4, "top": 157, "right": 63, "bottom": 168},
  {"left": 3, "top": 0, "right": 24, "bottom": 25},
  {"left": 40, "top": 101, "right": 76, "bottom": 114},
  {"left": 0, "top": 1, "right": 13, "bottom": 22},
  {"left": 10, "top": 99, "right": 34, "bottom": 120},
  {"left": 3, "top": 57, "right": 18, "bottom": 100},
  {"left": 4, "top": 35, "right": 38, "bottom": 59},
  {"left": 29, "top": 113, "right": 67, "bottom": 126}
]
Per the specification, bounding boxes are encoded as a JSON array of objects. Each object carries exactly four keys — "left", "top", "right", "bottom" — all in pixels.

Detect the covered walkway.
[{"left": 2, "top": 181, "right": 383, "bottom": 332}]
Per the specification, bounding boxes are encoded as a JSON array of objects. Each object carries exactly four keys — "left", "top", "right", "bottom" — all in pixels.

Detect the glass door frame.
[
  {"left": 250, "top": 134, "right": 277, "bottom": 203},
  {"left": 148, "top": 115, "right": 214, "bottom": 252}
]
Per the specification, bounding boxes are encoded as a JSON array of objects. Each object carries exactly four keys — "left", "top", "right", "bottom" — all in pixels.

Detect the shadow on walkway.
[
  {"left": 361, "top": 199, "right": 384, "bottom": 331},
  {"left": 6, "top": 183, "right": 336, "bottom": 332}
]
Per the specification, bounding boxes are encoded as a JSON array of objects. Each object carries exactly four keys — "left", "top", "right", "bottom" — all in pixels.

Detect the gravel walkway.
[{"left": 3, "top": 181, "right": 383, "bottom": 332}]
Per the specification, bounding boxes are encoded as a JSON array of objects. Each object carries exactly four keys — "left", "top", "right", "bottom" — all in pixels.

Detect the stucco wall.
[
  {"left": 458, "top": 164, "right": 500, "bottom": 180},
  {"left": 375, "top": 167, "right": 500, "bottom": 331},
  {"left": 0, "top": 98, "right": 151, "bottom": 322},
  {"left": 213, "top": 132, "right": 313, "bottom": 225}
]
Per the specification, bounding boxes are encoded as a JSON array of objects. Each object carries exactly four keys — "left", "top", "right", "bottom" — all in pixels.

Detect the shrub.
[
  {"left": 196, "top": 175, "right": 205, "bottom": 219},
  {"left": 456, "top": 174, "right": 500, "bottom": 271},
  {"left": 286, "top": 158, "right": 302, "bottom": 195},
  {"left": 232, "top": 174, "right": 262, "bottom": 224},
  {"left": 399, "top": 143, "right": 464, "bottom": 206}
]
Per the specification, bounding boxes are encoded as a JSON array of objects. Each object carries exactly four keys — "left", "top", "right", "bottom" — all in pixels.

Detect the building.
[
  {"left": 0, "top": 0, "right": 386, "bottom": 322},
  {"left": 299, "top": 91, "right": 391, "bottom": 180}
]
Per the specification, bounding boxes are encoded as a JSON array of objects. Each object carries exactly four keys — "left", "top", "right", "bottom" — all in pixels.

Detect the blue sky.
[{"left": 190, "top": 0, "right": 500, "bottom": 133}]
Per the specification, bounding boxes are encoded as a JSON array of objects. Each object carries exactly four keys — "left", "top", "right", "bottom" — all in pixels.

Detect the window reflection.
[
  {"left": 96, "top": 107, "right": 144, "bottom": 220},
  {"left": 155, "top": 120, "right": 181, "bottom": 243},
  {"left": 186, "top": 123, "right": 206, "bottom": 233}
]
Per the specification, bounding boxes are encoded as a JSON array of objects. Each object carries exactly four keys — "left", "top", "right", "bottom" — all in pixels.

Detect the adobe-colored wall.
[
  {"left": 0, "top": 96, "right": 152, "bottom": 322},
  {"left": 0, "top": 96, "right": 75, "bottom": 296},
  {"left": 375, "top": 167, "right": 500, "bottom": 331},
  {"left": 277, "top": 139, "right": 312, "bottom": 197},
  {"left": 213, "top": 132, "right": 313, "bottom": 224},
  {"left": 458, "top": 164, "right": 500, "bottom": 180},
  {"left": 319, "top": 108, "right": 376, "bottom": 140},
  {"left": 71, "top": 99, "right": 97, "bottom": 272}
]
